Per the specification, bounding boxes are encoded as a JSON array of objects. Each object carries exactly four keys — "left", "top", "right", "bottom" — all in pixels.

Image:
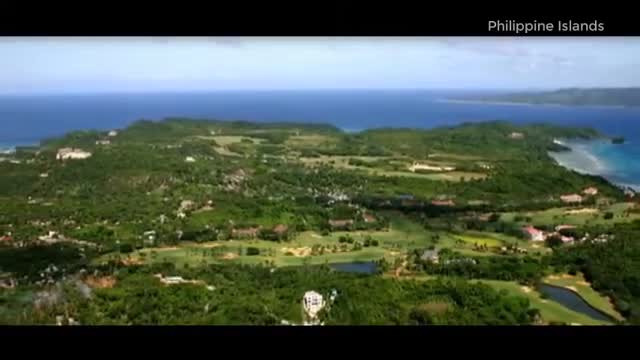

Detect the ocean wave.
[
  {"left": 549, "top": 139, "right": 640, "bottom": 193},
  {"left": 550, "top": 143, "right": 608, "bottom": 176}
]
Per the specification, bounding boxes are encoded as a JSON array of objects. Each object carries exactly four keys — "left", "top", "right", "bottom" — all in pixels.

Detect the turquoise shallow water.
[{"left": 550, "top": 139, "right": 640, "bottom": 191}]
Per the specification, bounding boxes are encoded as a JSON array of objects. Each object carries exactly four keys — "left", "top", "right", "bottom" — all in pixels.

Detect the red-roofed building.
[
  {"left": 560, "top": 236, "right": 575, "bottom": 244},
  {"left": 522, "top": 226, "right": 545, "bottom": 242}
]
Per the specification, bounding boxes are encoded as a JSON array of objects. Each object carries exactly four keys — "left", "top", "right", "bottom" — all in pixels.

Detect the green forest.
[{"left": 1, "top": 118, "right": 638, "bottom": 325}]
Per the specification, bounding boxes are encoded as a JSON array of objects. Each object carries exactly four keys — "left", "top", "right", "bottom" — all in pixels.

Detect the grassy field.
[
  {"left": 501, "top": 202, "right": 640, "bottom": 227},
  {"left": 434, "top": 231, "right": 548, "bottom": 257},
  {"left": 543, "top": 273, "right": 624, "bottom": 321},
  {"left": 285, "top": 134, "right": 338, "bottom": 147},
  {"left": 101, "top": 238, "right": 390, "bottom": 268},
  {"left": 474, "top": 279, "right": 612, "bottom": 325},
  {"left": 97, "top": 215, "right": 435, "bottom": 268},
  {"left": 455, "top": 233, "right": 503, "bottom": 247},
  {"left": 370, "top": 170, "right": 487, "bottom": 182},
  {"left": 298, "top": 155, "right": 487, "bottom": 182},
  {"left": 208, "top": 136, "right": 265, "bottom": 146}
]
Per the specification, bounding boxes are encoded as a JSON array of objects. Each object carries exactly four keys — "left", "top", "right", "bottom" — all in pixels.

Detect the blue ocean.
[{"left": 1, "top": 90, "right": 639, "bottom": 187}]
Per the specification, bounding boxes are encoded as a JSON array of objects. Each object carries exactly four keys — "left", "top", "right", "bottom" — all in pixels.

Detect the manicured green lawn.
[
  {"left": 543, "top": 273, "right": 624, "bottom": 321},
  {"left": 455, "top": 234, "right": 503, "bottom": 247},
  {"left": 502, "top": 202, "right": 640, "bottom": 227},
  {"left": 299, "top": 155, "right": 487, "bottom": 182}
]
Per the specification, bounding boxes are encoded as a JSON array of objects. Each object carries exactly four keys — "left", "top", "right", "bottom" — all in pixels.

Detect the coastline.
[
  {"left": 549, "top": 138, "right": 640, "bottom": 192},
  {"left": 438, "top": 98, "right": 630, "bottom": 109}
]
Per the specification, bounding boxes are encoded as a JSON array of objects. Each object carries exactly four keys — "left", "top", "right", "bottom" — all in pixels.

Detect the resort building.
[
  {"left": 108, "top": 130, "right": 118, "bottom": 137},
  {"left": 522, "top": 226, "right": 545, "bottom": 242},
  {"left": 560, "top": 194, "right": 583, "bottom": 203},
  {"left": 56, "top": 148, "right": 92, "bottom": 160},
  {"left": 409, "top": 162, "right": 455, "bottom": 172},
  {"left": 509, "top": 132, "right": 525, "bottom": 139},
  {"left": 302, "top": 291, "right": 325, "bottom": 319},
  {"left": 583, "top": 187, "right": 598, "bottom": 196}
]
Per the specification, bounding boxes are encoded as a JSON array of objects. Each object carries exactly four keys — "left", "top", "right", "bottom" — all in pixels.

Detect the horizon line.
[{"left": 3, "top": 86, "right": 636, "bottom": 96}]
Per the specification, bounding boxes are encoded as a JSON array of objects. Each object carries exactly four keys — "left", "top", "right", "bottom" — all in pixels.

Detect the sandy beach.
[
  {"left": 549, "top": 139, "right": 640, "bottom": 192},
  {"left": 549, "top": 141, "right": 609, "bottom": 176}
]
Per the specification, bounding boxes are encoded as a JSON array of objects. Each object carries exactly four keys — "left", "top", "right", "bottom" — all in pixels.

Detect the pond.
[
  {"left": 329, "top": 261, "right": 378, "bottom": 274},
  {"left": 537, "top": 284, "right": 616, "bottom": 323}
]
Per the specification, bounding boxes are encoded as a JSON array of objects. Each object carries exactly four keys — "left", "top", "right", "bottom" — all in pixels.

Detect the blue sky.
[{"left": 0, "top": 37, "right": 639, "bottom": 94}]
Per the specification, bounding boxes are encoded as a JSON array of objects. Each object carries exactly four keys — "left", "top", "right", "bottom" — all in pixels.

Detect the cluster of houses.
[
  {"left": 522, "top": 224, "right": 579, "bottom": 244},
  {"left": 56, "top": 148, "right": 92, "bottom": 160},
  {"left": 559, "top": 187, "right": 599, "bottom": 204}
]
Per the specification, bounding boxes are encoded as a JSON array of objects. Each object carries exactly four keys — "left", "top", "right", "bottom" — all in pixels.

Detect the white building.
[
  {"left": 108, "top": 130, "right": 118, "bottom": 137},
  {"left": 56, "top": 148, "right": 92, "bottom": 160},
  {"left": 185, "top": 156, "right": 196, "bottom": 163},
  {"left": 302, "top": 291, "right": 325, "bottom": 319},
  {"left": 560, "top": 194, "right": 583, "bottom": 203},
  {"left": 409, "top": 162, "right": 455, "bottom": 173}
]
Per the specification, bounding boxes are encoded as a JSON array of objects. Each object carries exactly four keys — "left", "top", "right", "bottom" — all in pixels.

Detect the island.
[
  {"left": 0, "top": 118, "right": 638, "bottom": 326},
  {"left": 611, "top": 137, "right": 625, "bottom": 144},
  {"left": 448, "top": 87, "right": 640, "bottom": 108}
]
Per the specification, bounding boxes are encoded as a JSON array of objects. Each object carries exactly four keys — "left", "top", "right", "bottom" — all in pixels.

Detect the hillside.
[{"left": 1, "top": 118, "right": 635, "bottom": 326}]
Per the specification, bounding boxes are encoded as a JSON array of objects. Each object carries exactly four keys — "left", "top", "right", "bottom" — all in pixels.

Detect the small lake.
[
  {"left": 329, "top": 261, "right": 378, "bottom": 274},
  {"left": 537, "top": 284, "right": 616, "bottom": 323}
]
